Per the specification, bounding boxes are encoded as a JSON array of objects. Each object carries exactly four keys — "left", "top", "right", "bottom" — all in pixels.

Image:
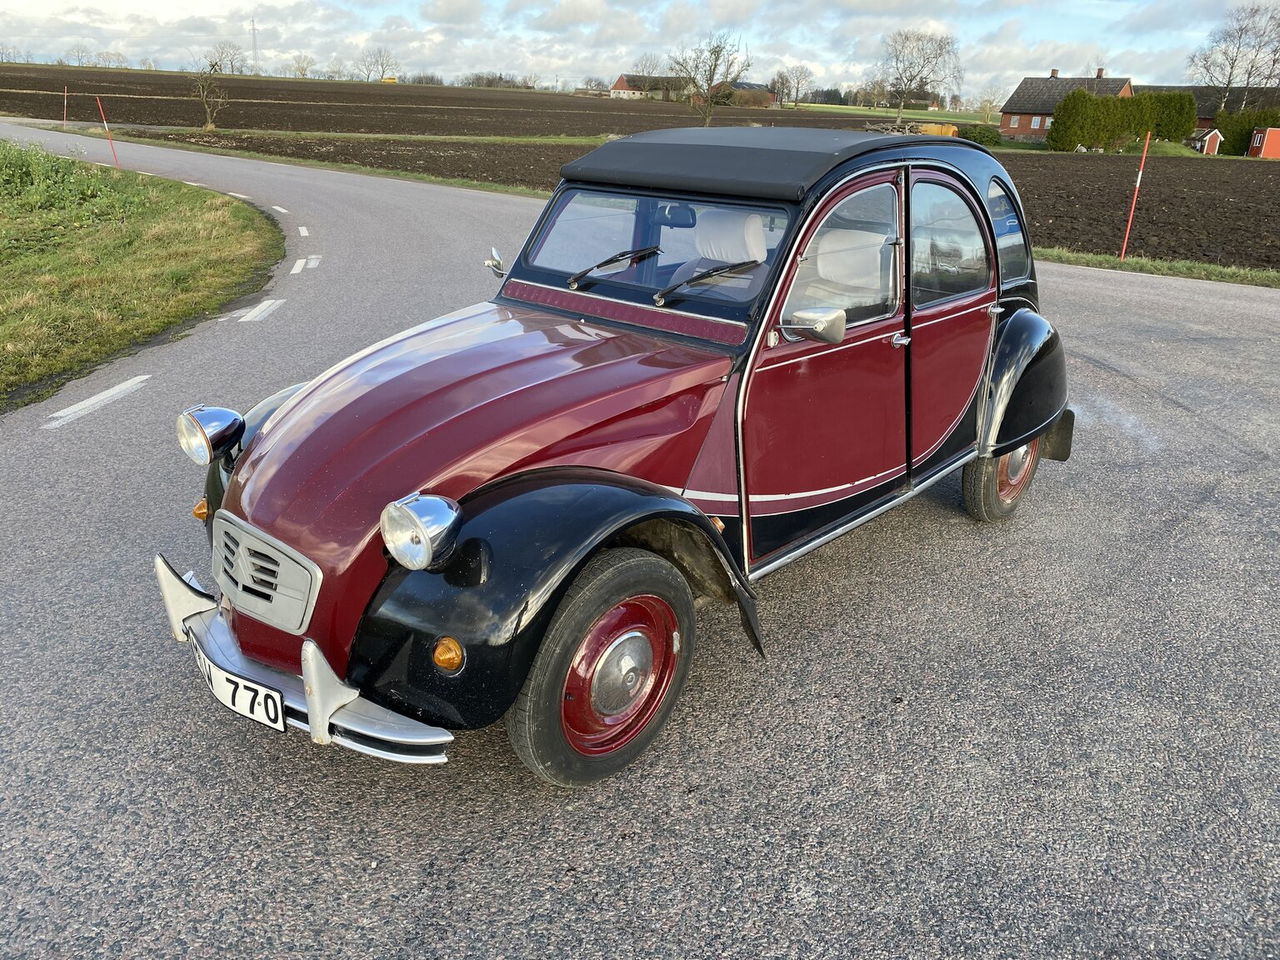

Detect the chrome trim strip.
[
  {"left": 155, "top": 557, "right": 452, "bottom": 765},
  {"left": 747, "top": 451, "right": 978, "bottom": 581}
]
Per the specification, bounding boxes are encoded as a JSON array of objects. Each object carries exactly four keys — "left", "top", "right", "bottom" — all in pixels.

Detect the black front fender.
[
  {"left": 982, "top": 308, "right": 1069, "bottom": 456},
  {"left": 346, "top": 468, "right": 760, "bottom": 730}
]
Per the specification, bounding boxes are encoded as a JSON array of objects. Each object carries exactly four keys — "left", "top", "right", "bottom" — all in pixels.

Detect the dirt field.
[
  {"left": 4, "top": 63, "right": 1276, "bottom": 270},
  {"left": 0, "top": 63, "right": 866, "bottom": 136}
]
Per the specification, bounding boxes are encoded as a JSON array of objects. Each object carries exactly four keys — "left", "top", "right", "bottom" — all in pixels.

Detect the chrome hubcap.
[
  {"left": 1005, "top": 443, "right": 1030, "bottom": 480},
  {"left": 590, "top": 631, "right": 654, "bottom": 716}
]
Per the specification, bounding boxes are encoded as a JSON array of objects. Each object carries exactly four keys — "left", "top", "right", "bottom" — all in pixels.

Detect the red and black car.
[{"left": 157, "top": 127, "right": 1073, "bottom": 787}]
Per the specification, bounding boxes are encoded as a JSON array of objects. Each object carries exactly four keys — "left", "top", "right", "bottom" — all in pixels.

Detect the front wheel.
[
  {"left": 962, "top": 436, "right": 1042, "bottom": 522},
  {"left": 506, "top": 548, "right": 695, "bottom": 788}
]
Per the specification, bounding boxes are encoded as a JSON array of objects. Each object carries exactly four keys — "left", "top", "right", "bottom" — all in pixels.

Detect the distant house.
[
  {"left": 1000, "top": 69, "right": 1134, "bottom": 140},
  {"left": 1247, "top": 127, "right": 1280, "bottom": 158},
  {"left": 1189, "top": 127, "right": 1223, "bottom": 155},
  {"left": 610, "top": 74, "right": 686, "bottom": 101},
  {"left": 714, "top": 80, "right": 778, "bottom": 106}
]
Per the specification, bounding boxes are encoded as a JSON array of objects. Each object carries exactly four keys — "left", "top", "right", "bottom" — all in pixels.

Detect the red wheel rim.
[
  {"left": 996, "top": 436, "right": 1041, "bottom": 504},
  {"left": 561, "top": 595, "right": 680, "bottom": 757}
]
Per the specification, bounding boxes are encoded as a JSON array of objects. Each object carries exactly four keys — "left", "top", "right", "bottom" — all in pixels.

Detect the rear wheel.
[
  {"left": 962, "top": 436, "right": 1042, "bottom": 522},
  {"left": 506, "top": 548, "right": 695, "bottom": 788}
]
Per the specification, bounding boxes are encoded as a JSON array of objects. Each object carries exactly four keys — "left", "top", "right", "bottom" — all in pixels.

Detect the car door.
[
  {"left": 740, "top": 171, "right": 908, "bottom": 565},
  {"left": 906, "top": 171, "right": 998, "bottom": 472}
]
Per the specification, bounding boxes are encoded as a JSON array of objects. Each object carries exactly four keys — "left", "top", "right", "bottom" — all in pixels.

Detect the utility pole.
[{"left": 251, "top": 17, "right": 259, "bottom": 74}]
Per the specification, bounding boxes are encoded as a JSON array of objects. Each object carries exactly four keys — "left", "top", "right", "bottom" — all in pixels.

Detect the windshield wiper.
[
  {"left": 567, "top": 245, "right": 661, "bottom": 290},
  {"left": 652, "top": 260, "right": 759, "bottom": 307}
]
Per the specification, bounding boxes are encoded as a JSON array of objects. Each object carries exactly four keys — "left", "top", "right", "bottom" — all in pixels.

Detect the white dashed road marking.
[
  {"left": 41, "top": 376, "right": 150, "bottom": 429},
  {"left": 238, "top": 299, "right": 285, "bottom": 323},
  {"left": 228, "top": 192, "right": 251, "bottom": 199},
  {"left": 290, "top": 259, "right": 306, "bottom": 275},
  {"left": 306, "top": 255, "right": 321, "bottom": 269},
  {"left": 272, "top": 205, "right": 289, "bottom": 214},
  {"left": 183, "top": 181, "right": 205, "bottom": 187},
  {"left": 298, "top": 226, "right": 309, "bottom": 236},
  {"left": 138, "top": 171, "right": 154, "bottom": 176}
]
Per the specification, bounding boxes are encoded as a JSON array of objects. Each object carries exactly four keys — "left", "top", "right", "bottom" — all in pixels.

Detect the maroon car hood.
[{"left": 222, "top": 300, "right": 730, "bottom": 661}]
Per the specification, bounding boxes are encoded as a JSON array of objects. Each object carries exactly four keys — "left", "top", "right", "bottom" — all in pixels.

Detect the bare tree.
[
  {"left": 785, "top": 64, "right": 814, "bottom": 107},
  {"left": 582, "top": 76, "right": 609, "bottom": 91},
  {"left": 631, "top": 52, "right": 663, "bottom": 93},
  {"left": 355, "top": 46, "right": 399, "bottom": 81},
  {"left": 322, "top": 57, "right": 349, "bottom": 81},
  {"left": 192, "top": 69, "right": 229, "bottom": 130},
  {"left": 770, "top": 68, "right": 792, "bottom": 106},
  {"left": 139, "top": 57, "right": 157, "bottom": 70},
  {"left": 875, "top": 29, "right": 963, "bottom": 122},
  {"left": 668, "top": 31, "right": 751, "bottom": 126},
  {"left": 1188, "top": 3, "right": 1280, "bottom": 109},
  {"left": 66, "top": 43, "right": 92, "bottom": 66},
  {"left": 976, "top": 83, "right": 1007, "bottom": 124},
  {"left": 206, "top": 41, "right": 248, "bottom": 74},
  {"left": 95, "top": 50, "right": 129, "bottom": 69},
  {"left": 291, "top": 53, "right": 316, "bottom": 78}
]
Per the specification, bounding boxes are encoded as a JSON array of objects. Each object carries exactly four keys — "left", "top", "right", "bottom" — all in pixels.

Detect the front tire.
[
  {"left": 506, "top": 548, "right": 695, "bottom": 788},
  {"left": 962, "top": 436, "right": 1042, "bottom": 522}
]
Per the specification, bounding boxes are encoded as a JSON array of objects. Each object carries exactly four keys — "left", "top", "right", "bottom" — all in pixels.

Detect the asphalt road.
[{"left": 1, "top": 121, "right": 1276, "bottom": 959}]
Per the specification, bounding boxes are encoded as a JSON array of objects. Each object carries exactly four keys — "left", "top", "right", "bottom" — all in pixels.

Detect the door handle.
[{"left": 890, "top": 332, "right": 911, "bottom": 348}]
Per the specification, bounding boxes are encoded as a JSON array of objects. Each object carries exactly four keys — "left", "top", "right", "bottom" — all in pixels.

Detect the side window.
[
  {"left": 986, "top": 180, "right": 1030, "bottom": 283},
  {"left": 781, "top": 182, "right": 899, "bottom": 327},
  {"left": 910, "top": 182, "right": 990, "bottom": 308}
]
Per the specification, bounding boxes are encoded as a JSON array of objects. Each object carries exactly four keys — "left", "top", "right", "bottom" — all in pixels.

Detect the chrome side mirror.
[
  {"left": 780, "top": 307, "right": 845, "bottom": 345},
  {"left": 484, "top": 247, "right": 506, "bottom": 278}
]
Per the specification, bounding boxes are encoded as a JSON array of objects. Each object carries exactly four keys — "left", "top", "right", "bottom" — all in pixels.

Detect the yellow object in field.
[
  {"left": 918, "top": 122, "right": 958, "bottom": 136},
  {"left": 381, "top": 76, "right": 398, "bottom": 83}
]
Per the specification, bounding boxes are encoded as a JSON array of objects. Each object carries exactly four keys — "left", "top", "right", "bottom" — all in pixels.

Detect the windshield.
[{"left": 516, "top": 188, "right": 792, "bottom": 327}]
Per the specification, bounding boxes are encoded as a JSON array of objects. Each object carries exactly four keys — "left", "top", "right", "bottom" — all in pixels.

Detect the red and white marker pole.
[
  {"left": 63, "top": 85, "right": 68, "bottom": 128},
  {"left": 1119, "top": 130, "right": 1152, "bottom": 262},
  {"left": 95, "top": 95, "right": 120, "bottom": 169}
]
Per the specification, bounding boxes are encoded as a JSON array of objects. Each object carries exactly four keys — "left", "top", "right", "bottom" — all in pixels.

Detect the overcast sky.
[{"left": 0, "top": 0, "right": 1223, "bottom": 95}]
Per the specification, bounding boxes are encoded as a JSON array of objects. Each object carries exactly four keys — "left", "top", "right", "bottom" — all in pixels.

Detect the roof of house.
[
  {"left": 726, "top": 81, "right": 771, "bottom": 92},
  {"left": 614, "top": 73, "right": 685, "bottom": 90},
  {"left": 1002, "top": 76, "right": 1132, "bottom": 114},
  {"left": 1189, "top": 127, "right": 1221, "bottom": 142},
  {"left": 560, "top": 126, "right": 985, "bottom": 202},
  {"left": 1133, "top": 84, "right": 1280, "bottom": 117}
]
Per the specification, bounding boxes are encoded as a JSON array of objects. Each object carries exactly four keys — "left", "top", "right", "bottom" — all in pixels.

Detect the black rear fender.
[{"left": 982, "top": 308, "right": 1070, "bottom": 458}]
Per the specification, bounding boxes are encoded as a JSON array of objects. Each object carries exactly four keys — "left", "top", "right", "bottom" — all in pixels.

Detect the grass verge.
[
  {"left": 0, "top": 141, "right": 282, "bottom": 410},
  {"left": 1033, "top": 247, "right": 1280, "bottom": 288}
]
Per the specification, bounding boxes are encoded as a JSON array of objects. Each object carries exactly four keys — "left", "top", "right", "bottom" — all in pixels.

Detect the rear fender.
[
  {"left": 982, "top": 309, "right": 1069, "bottom": 457},
  {"left": 346, "top": 467, "right": 761, "bottom": 730}
]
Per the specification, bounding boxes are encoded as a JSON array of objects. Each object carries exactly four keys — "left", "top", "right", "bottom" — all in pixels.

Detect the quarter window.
[
  {"left": 986, "top": 180, "right": 1030, "bottom": 283},
  {"left": 910, "top": 182, "right": 990, "bottom": 307},
  {"left": 781, "top": 182, "right": 899, "bottom": 327}
]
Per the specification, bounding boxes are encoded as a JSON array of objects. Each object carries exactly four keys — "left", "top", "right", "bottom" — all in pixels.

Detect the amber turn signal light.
[
  {"left": 711, "top": 517, "right": 725, "bottom": 532},
  {"left": 433, "top": 636, "right": 464, "bottom": 673},
  {"left": 192, "top": 497, "right": 209, "bottom": 522}
]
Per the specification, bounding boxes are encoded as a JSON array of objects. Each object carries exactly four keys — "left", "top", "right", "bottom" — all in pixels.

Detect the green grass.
[
  {"left": 795, "top": 102, "right": 992, "bottom": 125},
  {"left": 1119, "top": 139, "right": 1202, "bottom": 157},
  {"left": 0, "top": 141, "right": 282, "bottom": 408},
  {"left": 1034, "top": 247, "right": 1280, "bottom": 288}
]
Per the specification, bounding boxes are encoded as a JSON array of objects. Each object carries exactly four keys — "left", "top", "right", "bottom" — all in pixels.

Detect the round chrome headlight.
[
  {"left": 379, "top": 493, "right": 461, "bottom": 570},
  {"left": 176, "top": 405, "right": 245, "bottom": 466}
]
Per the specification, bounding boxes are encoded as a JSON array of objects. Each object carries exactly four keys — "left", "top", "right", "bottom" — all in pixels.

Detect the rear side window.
[
  {"left": 910, "top": 182, "right": 990, "bottom": 307},
  {"left": 987, "top": 181, "right": 1030, "bottom": 283}
]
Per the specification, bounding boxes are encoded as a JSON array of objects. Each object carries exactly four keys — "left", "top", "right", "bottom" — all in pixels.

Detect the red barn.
[{"left": 1247, "top": 127, "right": 1280, "bottom": 158}]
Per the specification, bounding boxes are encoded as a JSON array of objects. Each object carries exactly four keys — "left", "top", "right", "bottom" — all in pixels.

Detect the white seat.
[{"left": 667, "top": 210, "right": 768, "bottom": 296}]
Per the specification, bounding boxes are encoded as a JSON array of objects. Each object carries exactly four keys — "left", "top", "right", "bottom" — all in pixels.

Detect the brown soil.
[{"left": 5, "top": 64, "right": 1277, "bottom": 270}]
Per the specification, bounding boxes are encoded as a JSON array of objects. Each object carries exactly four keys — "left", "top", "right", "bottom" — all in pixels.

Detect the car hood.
[{"left": 222, "top": 300, "right": 731, "bottom": 577}]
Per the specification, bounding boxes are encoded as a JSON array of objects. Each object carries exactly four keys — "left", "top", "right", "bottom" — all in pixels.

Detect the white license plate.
[{"left": 192, "top": 640, "right": 286, "bottom": 732}]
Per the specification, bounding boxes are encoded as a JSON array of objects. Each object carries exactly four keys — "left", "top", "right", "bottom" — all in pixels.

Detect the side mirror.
[
  {"left": 780, "top": 307, "right": 845, "bottom": 345},
  {"left": 484, "top": 247, "right": 506, "bottom": 278}
]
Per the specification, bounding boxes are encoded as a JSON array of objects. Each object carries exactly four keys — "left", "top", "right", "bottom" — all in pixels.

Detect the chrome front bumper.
[{"left": 154, "top": 554, "right": 452, "bottom": 764}]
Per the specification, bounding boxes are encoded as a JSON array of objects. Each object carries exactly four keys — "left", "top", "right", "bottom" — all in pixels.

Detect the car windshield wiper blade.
[
  {"left": 652, "top": 260, "right": 759, "bottom": 306},
  {"left": 567, "top": 245, "right": 661, "bottom": 289}
]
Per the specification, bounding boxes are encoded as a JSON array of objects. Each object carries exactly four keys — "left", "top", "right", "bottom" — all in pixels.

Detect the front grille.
[{"left": 211, "top": 512, "right": 321, "bottom": 635}]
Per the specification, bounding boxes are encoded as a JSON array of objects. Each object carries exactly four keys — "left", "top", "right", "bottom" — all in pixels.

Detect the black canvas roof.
[
  {"left": 1002, "top": 76, "right": 1132, "bottom": 114},
  {"left": 560, "top": 126, "right": 980, "bottom": 202}
]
